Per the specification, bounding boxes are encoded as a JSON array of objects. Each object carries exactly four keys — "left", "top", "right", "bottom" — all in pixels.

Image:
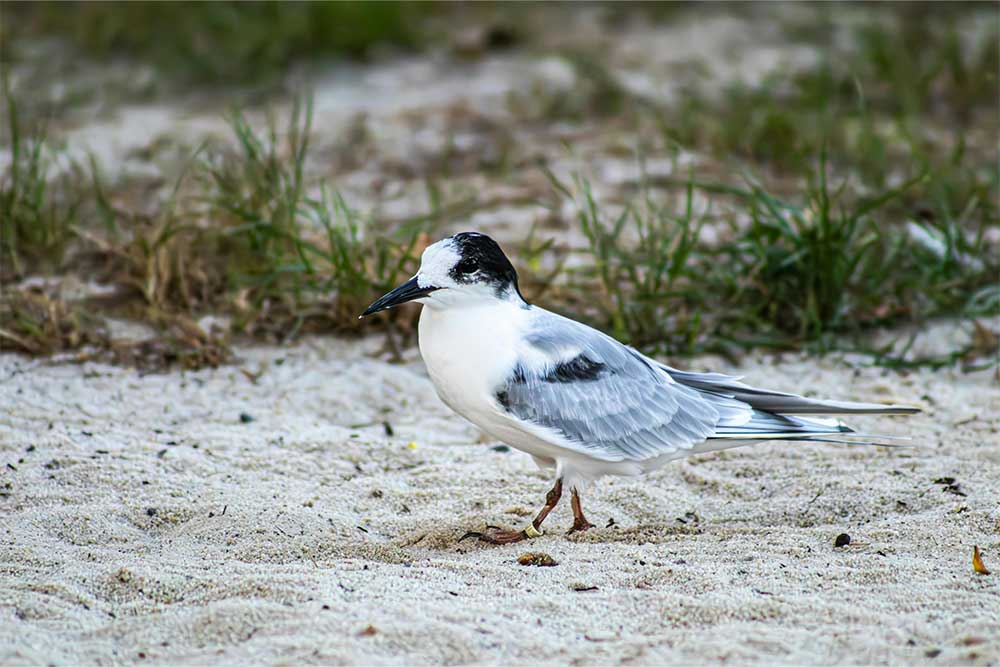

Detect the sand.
[
  {"left": 4, "top": 6, "right": 998, "bottom": 664},
  {"left": 1, "top": 328, "right": 998, "bottom": 666}
]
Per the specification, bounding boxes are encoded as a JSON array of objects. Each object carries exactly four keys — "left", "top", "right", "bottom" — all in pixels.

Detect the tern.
[{"left": 361, "top": 232, "right": 919, "bottom": 544}]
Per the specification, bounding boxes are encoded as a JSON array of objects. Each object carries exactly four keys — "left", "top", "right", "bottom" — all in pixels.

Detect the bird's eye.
[{"left": 456, "top": 258, "right": 478, "bottom": 274}]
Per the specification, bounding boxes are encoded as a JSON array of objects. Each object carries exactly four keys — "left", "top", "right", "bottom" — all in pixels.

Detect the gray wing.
[{"left": 496, "top": 310, "right": 723, "bottom": 462}]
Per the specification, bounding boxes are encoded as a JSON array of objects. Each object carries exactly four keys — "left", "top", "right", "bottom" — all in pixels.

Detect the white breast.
[{"left": 418, "top": 301, "right": 522, "bottom": 420}]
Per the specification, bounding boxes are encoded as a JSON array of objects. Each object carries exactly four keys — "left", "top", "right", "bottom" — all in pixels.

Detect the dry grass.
[{"left": 1, "top": 5, "right": 996, "bottom": 371}]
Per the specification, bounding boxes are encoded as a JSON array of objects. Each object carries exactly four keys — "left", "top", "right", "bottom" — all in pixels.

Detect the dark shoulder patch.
[
  {"left": 496, "top": 365, "right": 525, "bottom": 412},
  {"left": 544, "top": 355, "right": 607, "bottom": 383},
  {"left": 495, "top": 390, "right": 510, "bottom": 410},
  {"left": 496, "top": 357, "right": 607, "bottom": 411}
]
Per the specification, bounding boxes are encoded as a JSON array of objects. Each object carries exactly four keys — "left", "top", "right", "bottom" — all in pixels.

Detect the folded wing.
[
  {"left": 495, "top": 309, "right": 919, "bottom": 462},
  {"left": 495, "top": 312, "right": 721, "bottom": 462}
]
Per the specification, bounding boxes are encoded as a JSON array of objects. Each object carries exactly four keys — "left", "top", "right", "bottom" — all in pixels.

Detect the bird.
[{"left": 360, "top": 232, "right": 919, "bottom": 544}]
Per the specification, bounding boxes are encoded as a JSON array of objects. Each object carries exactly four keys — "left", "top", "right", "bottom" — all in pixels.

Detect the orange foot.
[
  {"left": 567, "top": 518, "right": 595, "bottom": 535},
  {"left": 460, "top": 524, "right": 533, "bottom": 545}
]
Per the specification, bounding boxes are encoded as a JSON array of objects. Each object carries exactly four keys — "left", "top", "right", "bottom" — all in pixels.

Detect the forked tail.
[{"left": 709, "top": 410, "right": 910, "bottom": 447}]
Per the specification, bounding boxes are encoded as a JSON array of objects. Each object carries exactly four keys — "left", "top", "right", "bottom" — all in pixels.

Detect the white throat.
[{"left": 417, "top": 297, "right": 530, "bottom": 420}]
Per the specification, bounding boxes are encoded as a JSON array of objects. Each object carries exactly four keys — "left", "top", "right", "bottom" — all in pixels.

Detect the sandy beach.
[
  {"left": 3, "top": 4, "right": 998, "bottom": 664},
  {"left": 1, "top": 330, "right": 997, "bottom": 666}
]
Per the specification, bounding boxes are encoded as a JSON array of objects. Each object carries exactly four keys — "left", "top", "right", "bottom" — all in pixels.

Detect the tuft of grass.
[
  {"left": 80, "top": 169, "right": 213, "bottom": 314},
  {"left": 193, "top": 97, "right": 430, "bottom": 337},
  {"left": 0, "top": 286, "right": 107, "bottom": 356},
  {"left": 200, "top": 98, "right": 318, "bottom": 319},
  {"left": 659, "top": 10, "right": 998, "bottom": 221},
  {"left": 715, "top": 155, "right": 924, "bottom": 342},
  {"left": 76, "top": 94, "right": 433, "bottom": 356},
  {"left": 549, "top": 168, "right": 704, "bottom": 353},
  {"left": 0, "top": 85, "right": 85, "bottom": 278},
  {"left": 613, "top": 4, "right": 999, "bottom": 360},
  {"left": 3, "top": 90, "right": 439, "bottom": 369}
]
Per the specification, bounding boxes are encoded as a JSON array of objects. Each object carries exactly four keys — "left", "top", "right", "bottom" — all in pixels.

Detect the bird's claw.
[
  {"left": 566, "top": 518, "right": 595, "bottom": 535},
  {"left": 459, "top": 525, "right": 532, "bottom": 545}
]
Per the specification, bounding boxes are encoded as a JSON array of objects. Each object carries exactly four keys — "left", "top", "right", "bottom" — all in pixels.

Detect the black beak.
[{"left": 359, "top": 277, "right": 440, "bottom": 318}]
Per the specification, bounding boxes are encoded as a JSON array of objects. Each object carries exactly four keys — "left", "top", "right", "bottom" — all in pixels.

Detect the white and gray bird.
[{"left": 361, "top": 232, "right": 919, "bottom": 544}]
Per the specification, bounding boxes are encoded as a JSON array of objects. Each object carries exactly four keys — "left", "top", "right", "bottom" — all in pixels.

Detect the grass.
[
  {"left": 509, "top": 51, "right": 639, "bottom": 122},
  {"left": 90, "top": 96, "right": 433, "bottom": 338},
  {"left": 194, "top": 98, "right": 439, "bottom": 338},
  {"left": 2, "top": 4, "right": 996, "bottom": 371},
  {"left": 1, "top": 93, "right": 436, "bottom": 366},
  {"left": 0, "top": 287, "right": 107, "bottom": 357},
  {"left": 716, "top": 153, "right": 925, "bottom": 341},
  {"left": 0, "top": 81, "right": 86, "bottom": 278},
  {"left": 5, "top": 1, "right": 429, "bottom": 85},
  {"left": 586, "top": 5, "right": 999, "bottom": 360},
  {"left": 547, "top": 168, "right": 705, "bottom": 354},
  {"left": 546, "top": 152, "right": 996, "bottom": 360},
  {"left": 659, "top": 9, "right": 998, "bottom": 216}
]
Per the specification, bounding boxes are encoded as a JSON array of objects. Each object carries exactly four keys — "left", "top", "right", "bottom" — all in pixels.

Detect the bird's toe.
[
  {"left": 566, "top": 518, "right": 595, "bottom": 535},
  {"left": 459, "top": 525, "right": 531, "bottom": 545}
]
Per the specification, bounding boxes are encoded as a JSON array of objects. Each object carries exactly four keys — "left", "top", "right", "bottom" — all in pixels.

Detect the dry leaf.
[
  {"left": 517, "top": 552, "right": 558, "bottom": 567},
  {"left": 358, "top": 625, "right": 378, "bottom": 637},
  {"left": 973, "top": 546, "right": 991, "bottom": 575}
]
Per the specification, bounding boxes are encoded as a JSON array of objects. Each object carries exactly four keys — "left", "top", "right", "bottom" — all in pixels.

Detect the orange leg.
[
  {"left": 461, "top": 479, "right": 563, "bottom": 545},
  {"left": 567, "top": 487, "right": 595, "bottom": 534}
]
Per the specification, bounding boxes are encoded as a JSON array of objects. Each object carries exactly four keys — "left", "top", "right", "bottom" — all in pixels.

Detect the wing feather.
[
  {"left": 492, "top": 309, "right": 917, "bottom": 462},
  {"left": 496, "top": 311, "right": 720, "bottom": 462},
  {"left": 662, "top": 367, "right": 920, "bottom": 415}
]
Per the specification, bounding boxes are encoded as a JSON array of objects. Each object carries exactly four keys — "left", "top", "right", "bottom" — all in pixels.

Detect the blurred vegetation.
[
  {"left": 550, "top": 161, "right": 997, "bottom": 365},
  {"left": 660, "top": 7, "right": 998, "bottom": 212},
  {"left": 1, "top": 3, "right": 996, "bottom": 370},
  {"left": 4, "top": 1, "right": 428, "bottom": 83}
]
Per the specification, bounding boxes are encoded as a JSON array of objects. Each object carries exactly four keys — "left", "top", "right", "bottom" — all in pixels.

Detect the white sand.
[
  {"left": 1, "top": 334, "right": 997, "bottom": 666},
  {"left": 4, "top": 7, "right": 998, "bottom": 663}
]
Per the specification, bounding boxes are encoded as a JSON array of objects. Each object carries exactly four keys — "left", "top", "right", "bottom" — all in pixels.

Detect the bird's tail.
[
  {"left": 662, "top": 365, "right": 921, "bottom": 448},
  {"left": 666, "top": 366, "right": 922, "bottom": 416},
  {"left": 709, "top": 411, "right": 909, "bottom": 447}
]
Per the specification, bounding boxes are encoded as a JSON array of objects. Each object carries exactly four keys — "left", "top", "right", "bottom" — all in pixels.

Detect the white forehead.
[{"left": 416, "top": 237, "right": 460, "bottom": 288}]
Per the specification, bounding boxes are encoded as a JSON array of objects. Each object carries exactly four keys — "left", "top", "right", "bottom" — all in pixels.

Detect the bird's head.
[{"left": 360, "top": 232, "right": 525, "bottom": 317}]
